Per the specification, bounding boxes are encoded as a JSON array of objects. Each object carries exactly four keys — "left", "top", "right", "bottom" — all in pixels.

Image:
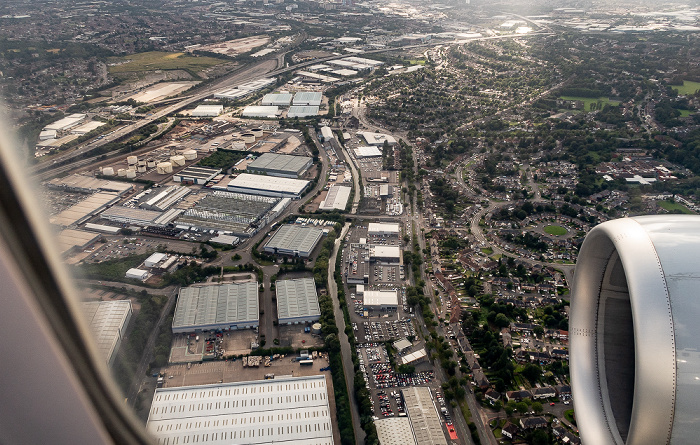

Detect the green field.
[
  {"left": 671, "top": 80, "right": 700, "bottom": 96},
  {"left": 678, "top": 109, "right": 694, "bottom": 117},
  {"left": 559, "top": 96, "right": 620, "bottom": 110},
  {"left": 108, "top": 51, "right": 225, "bottom": 75},
  {"left": 409, "top": 59, "right": 426, "bottom": 65},
  {"left": 658, "top": 200, "right": 694, "bottom": 214},
  {"left": 544, "top": 225, "right": 568, "bottom": 236}
]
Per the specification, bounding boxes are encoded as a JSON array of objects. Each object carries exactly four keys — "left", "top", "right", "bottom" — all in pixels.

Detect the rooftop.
[
  {"left": 248, "top": 153, "right": 312, "bottom": 175},
  {"left": 276, "top": 278, "right": 321, "bottom": 321},
  {"left": 229, "top": 173, "right": 309, "bottom": 195},
  {"left": 146, "top": 375, "right": 334, "bottom": 445},
  {"left": 172, "top": 282, "right": 259, "bottom": 332},
  {"left": 265, "top": 224, "right": 324, "bottom": 255}
]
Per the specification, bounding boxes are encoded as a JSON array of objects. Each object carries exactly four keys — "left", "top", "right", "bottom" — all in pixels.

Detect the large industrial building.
[
  {"left": 368, "top": 222, "right": 400, "bottom": 236},
  {"left": 363, "top": 290, "right": 399, "bottom": 311},
  {"left": 227, "top": 173, "right": 310, "bottom": 198},
  {"left": 241, "top": 105, "right": 280, "bottom": 118},
  {"left": 264, "top": 224, "right": 324, "bottom": 258},
  {"left": 402, "top": 387, "right": 448, "bottom": 445},
  {"left": 50, "top": 192, "right": 122, "bottom": 227},
  {"left": 319, "top": 185, "right": 351, "bottom": 211},
  {"left": 172, "top": 282, "right": 259, "bottom": 333},
  {"left": 191, "top": 105, "right": 223, "bottom": 117},
  {"left": 247, "top": 153, "right": 313, "bottom": 178},
  {"left": 374, "top": 418, "right": 417, "bottom": 445},
  {"left": 146, "top": 375, "right": 334, "bottom": 445},
  {"left": 287, "top": 106, "right": 319, "bottom": 118},
  {"left": 292, "top": 92, "right": 323, "bottom": 106},
  {"left": 174, "top": 166, "right": 222, "bottom": 185},
  {"left": 369, "top": 245, "right": 401, "bottom": 264},
  {"left": 276, "top": 277, "right": 321, "bottom": 325},
  {"left": 81, "top": 300, "right": 133, "bottom": 367},
  {"left": 261, "top": 92, "right": 293, "bottom": 106}
]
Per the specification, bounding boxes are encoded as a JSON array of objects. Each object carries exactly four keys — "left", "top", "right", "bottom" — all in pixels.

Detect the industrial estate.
[{"left": 4, "top": 0, "right": 700, "bottom": 444}]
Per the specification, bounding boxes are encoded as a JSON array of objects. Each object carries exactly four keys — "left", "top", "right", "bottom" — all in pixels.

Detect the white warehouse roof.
[
  {"left": 146, "top": 375, "right": 334, "bottom": 445},
  {"left": 368, "top": 222, "right": 400, "bottom": 235},
  {"left": 81, "top": 300, "right": 132, "bottom": 366},
  {"left": 288, "top": 106, "right": 319, "bottom": 118},
  {"left": 241, "top": 105, "right": 279, "bottom": 118},
  {"left": 358, "top": 131, "right": 397, "bottom": 146},
  {"left": 261, "top": 93, "right": 293, "bottom": 106},
  {"left": 228, "top": 173, "right": 309, "bottom": 197},
  {"left": 276, "top": 277, "right": 321, "bottom": 323},
  {"left": 370, "top": 245, "right": 401, "bottom": 260},
  {"left": 374, "top": 418, "right": 417, "bottom": 445},
  {"left": 192, "top": 105, "right": 224, "bottom": 117},
  {"left": 172, "top": 282, "right": 259, "bottom": 333},
  {"left": 364, "top": 290, "right": 398, "bottom": 307},
  {"left": 354, "top": 146, "right": 382, "bottom": 158},
  {"left": 319, "top": 185, "right": 351, "bottom": 211},
  {"left": 292, "top": 91, "right": 323, "bottom": 106}
]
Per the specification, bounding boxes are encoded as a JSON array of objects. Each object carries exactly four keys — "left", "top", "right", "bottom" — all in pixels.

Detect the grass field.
[
  {"left": 559, "top": 96, "right": 620, "bottom": 110},
  {"left": 108, "top": 51, "right": 225, "bottom": 75},
  {"left": 658, "top": 200, "right": 694, "bottom": 214},
  {"left": 544, "top": 225, "right": 568, "bottom": 236},
  {"left": 409, "top": 59, "right": 426, "bottom": 65},
  {"left": 678, "top": 109, "right": 694, "bottom": 117},
  {"left": 481, "top": 247, "right": 493, "bottom": 255},
  {"left": 671, "top": 80, "right": 700, "bottom": 96}
]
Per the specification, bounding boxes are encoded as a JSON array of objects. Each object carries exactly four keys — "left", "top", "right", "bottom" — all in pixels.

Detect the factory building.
[
  {"left": 402, "top": 387, "right": 448, "bottom": 445},
  {"left": 287, "top": 106, "right": 319, "bottom": 118},
  {"left": 173, "top": 166, "right": 222, "bottom": 185},
  {"left": 368, "top": 222, "right": 400, "bottom": 236},
  {"left": 264, "top": 225, "right": 324, "bottom": 258},
  {"left": 57, "top": 229, "right": 101, "bottom": 256},
  {"left": 319, "top": 185, "right": 351, "bottom": 211},
  {"left": 139, "top": 186, "right": 191, "bottom": 211},
  {"left": 172, "top": 282, "right": 259, "bottom": 333},
  {"left": 100, "top": 206, "right": 164, "bottom": 226},
  {"left": 241, "top": 105, "right": 280, "bottom": 118},
  {"left": 261, "top": 92, "right": 293, "bottom": 106},
  {"left": 276, "top": 277, "right": 321, "bottom": 325},
  {"left": 374, "top": 418, "right": 417, "bottom": 445},
  {"left": 227, "top": 173, "right": 310, "bottom": 198},
  {"left": 292, "top": 92, "right": 323, "bottom": 106},
  {"left": 50, "top": 192, "right": 122, "bottom": 227},
  {"left": 191, "top": 105, "right": 224, "bottom": 117},
  {"left": 247, "top": 153, "right": 313, "bottom": 178},
  {"left": 81, "top": 300, "right": 133, "bottom": 367},
  {"left": 363, "top": 290, "right": 399, "bottom": 311},
  {"left": 214, "top": 78, "right": 276, "bottom": 101},
  {"left": 144, "top": 252, "right": 168, "bottom": 268},
  {"left": 370, "top": 245, "right": 401, "bottom": 264},
  {"left": 44, "top": 113, "right": 87, "bottom": 134},
  {"left": 146, "top": 375, "right": 334, "bottom": 445}
]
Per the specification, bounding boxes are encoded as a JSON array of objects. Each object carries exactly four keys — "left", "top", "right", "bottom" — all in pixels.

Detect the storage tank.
[
  {"left": 251, "top": 128, "right": 263, "bottom": 138},
  {"left": 183, "top": 149, "right": 197, "bottom": 161},
  {"left": 156, "top": 162, "right": 173, "bottom": 174},
  {"left": 117, "top": 168, "right": 127, "bottom": 177},
  {"left": 231, "top": 139, "right": 246, "bottom": 150},
  {"left": 311, "top": 323, "right": 322, "bottom": 335},
  {"left": 137, "top": 165, "right": 147, "bottom": 173},
  {"left": 126, "top": 155, "right": 138, "bottom": 166},
  {"left": 146, "top": 159, "right": 156, "bottom": 168},
  {"left": 126, "top": 169, "right": 136, "bottom": 179},
  {"left": 170, "top": 155, "right": 186, "bottom": 167},
  {"left": 241, "top": 133, "right": 255, "bottom": 144},
  {"left": 138, "top": 159, "right": 147, "bottom": 167},
  {"left": 101, "top": 167, "right": 115, "bottom": 176}
]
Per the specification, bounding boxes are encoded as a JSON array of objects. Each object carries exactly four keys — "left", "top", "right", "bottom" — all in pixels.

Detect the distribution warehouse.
[
  {"left": 368, "top": 222, "right": 400, "bottom": 236},
  {"left": 226, "top": 173, "right": 310, "bottom": 198},
  {"left": 146, "top": 376, "right": 334, "bottom": 445},
  {"left": 81, "top": 300, "right": 132, "bottom": 367},
  {"left": 247, "top": 153, "right": 313, "bottom": 178},
  {"left": 319, "top": 185, "right": 351, "bottom": 211},
  {"left": 172, "top": 282, "right": 259, "bottom": 333},
  {"left": 276, "top": 277, "right": 321, "bottom": 325},
  {"left": 264, "top": 224, "right": 324, "bottom": 258}
]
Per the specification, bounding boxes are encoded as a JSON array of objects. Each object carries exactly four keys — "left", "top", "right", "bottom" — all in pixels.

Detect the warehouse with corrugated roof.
[
  {"left": 276, "top": 277, "right": 321, "bottom": 325},
  {"left": 172, "top": 282, "right": 259, "bottom": 333},
  {"left": 264, "top": 225, "right": 324, "bottom": 258},
  {"left": 247, "top": 153, "right": 313, "bottom": 178}
]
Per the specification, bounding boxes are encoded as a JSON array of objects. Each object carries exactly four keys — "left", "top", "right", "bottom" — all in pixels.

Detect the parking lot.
[{"left": 352, "top": 319, "right": 416, "bottom": 343}]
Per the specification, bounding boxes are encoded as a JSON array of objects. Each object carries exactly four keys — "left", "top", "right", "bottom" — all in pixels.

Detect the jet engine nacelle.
[{"left": 571, "top": 215, "right": 700, "bottom": 445}]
